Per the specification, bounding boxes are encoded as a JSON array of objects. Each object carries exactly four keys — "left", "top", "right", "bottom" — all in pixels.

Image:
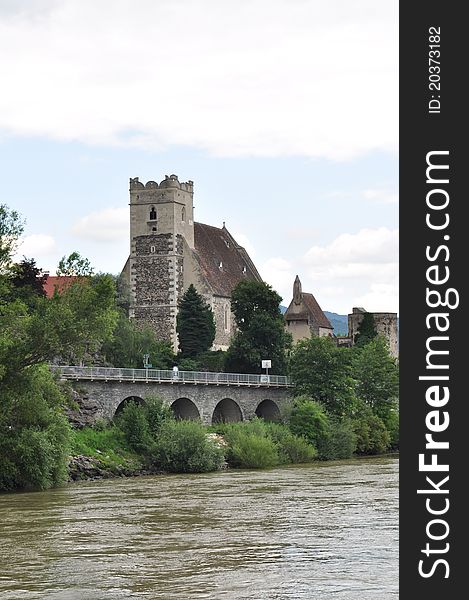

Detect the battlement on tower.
[{"left": 129, "top": 175, "right": 194, "bottom": 193}]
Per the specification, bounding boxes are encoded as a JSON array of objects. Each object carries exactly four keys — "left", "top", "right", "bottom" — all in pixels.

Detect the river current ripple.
[{"left": 0, "top": 457, "right": 398, "bottom": 600}]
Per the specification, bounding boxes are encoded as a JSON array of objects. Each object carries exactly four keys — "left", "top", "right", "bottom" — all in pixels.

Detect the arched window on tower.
[
  {"left": 149, "top": 206, "right": 157, "bottom": 221},
  {"left": 182, "top": 206, "right": 186, "bottom": 222}
]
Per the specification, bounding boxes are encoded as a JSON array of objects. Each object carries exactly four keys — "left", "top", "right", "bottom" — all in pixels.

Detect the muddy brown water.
[{"left": 0, "top": 457, "right": 398, "bottom": 599}]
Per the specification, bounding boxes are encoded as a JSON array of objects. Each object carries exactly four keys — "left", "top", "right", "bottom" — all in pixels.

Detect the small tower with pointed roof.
[{"left": 284, "top": 275, "right": 334, "bottom": 343}]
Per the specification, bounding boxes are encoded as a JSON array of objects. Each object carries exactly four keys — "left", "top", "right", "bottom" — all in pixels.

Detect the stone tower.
[
  {"left": 128, "top": 174, "right": 194, "bottom": 350},
  {"left": 122, "top": 172, "right": 263, "bottom": 353},
  {"left": 348, "top": 307, "right": 399, "bottom": 358}
]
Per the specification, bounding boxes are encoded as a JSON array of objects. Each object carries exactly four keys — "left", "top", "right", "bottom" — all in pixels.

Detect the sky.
[{"left": 0, "top": 0, "right": 398, "bottom": 315}]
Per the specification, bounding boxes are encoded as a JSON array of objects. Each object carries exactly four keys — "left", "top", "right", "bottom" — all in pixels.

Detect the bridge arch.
[
  {"left": 212, "top": 398, "right": 243, "bottom": 424},
  {"left": 114, "top": 395, "right": 145, "bottom": 418},
  {"left": 255, "top": 399, "right": 281, "bottom": 422},
  {"left": 171, "top": 397, "right": 200, "bottom": 420}
]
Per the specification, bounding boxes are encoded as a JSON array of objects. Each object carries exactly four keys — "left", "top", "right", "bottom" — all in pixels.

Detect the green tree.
[
  {"left": 225, "top": 280, "right": 291, "bottom": 374},
  {"left": 57, "top": 251, "right": 94, "bottom": 276},
  {"left": 115, "top": 401, "right": 152, "bottom": 454},
  {"left": 288, "top": 396, "right": 330, "bottom": 448},
  {"left": 0, "top": 365, "right": 71, "bottom": 491},
  {"left": 102, "top": 310, "right": 175, "bottom": 369},
  {"left": 192, "top": 350, "right": 226, "bottom": 372},
  {"left": 36, "top": 274, "right": 118, "bottom": 366},
  {"left": 0, "top": 208, "right": 120, "bottom": 490},
  {"left": 317, "top": 417, "right": 356, "bottom": 461},
  {"left": 9, "top": 258, "right": 47, "bottom": 305},
  {"left": 289, "top": 336, "right": 356, "bottom": 415},
  {"left": 176, "top": 284, "right": 215, "bottom": 358},
  {"left": 0, "top": 204, "right": 24, "bottom": 272},
  {"left": 352, "top": 403, "right": 391, "bottom": 455},
  {"left": 230, "top": 279, "right": 283, "bottom": 330},
  {"left": 353, "top": 336, "right": 399, "bottom": 421},
  {"left": 384, "top": 409, "right": 399, "bottom": 450},
  {"left": 354, "top": 312, "right": 378, "bottom": 346},
  {"left": 153, "top": 420, "right": 224, "bottom": 473},
  {"left": 1, "top": 273, "right": 118, "bottom": 382}
]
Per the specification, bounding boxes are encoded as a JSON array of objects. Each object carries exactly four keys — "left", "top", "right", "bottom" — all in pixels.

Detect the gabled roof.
[
  {"left": 194, "top": 222, "right": 262, "bottom": 297},
  {"left": 301, "top": 292, "right": 333, "bottom": 329},
  {"left": 284, "top": 276, "right": 333, "bottom": 330}
]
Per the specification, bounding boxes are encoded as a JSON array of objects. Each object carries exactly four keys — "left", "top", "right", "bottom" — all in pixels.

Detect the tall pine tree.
[{"left": 176, "top": 284, "right": 215, "bottom": 357}]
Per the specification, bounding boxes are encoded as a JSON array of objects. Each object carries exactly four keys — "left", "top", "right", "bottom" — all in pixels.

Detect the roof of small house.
[
  {"left": 301, "top": 292, "right": 333, "bottom": 329},
  {"left": 194, "top": 222, "right": 262, "bottom": 297},
  {"left": 284, "top": 282, "right": 333, "bottom": 330},
  {"left": 43, "top": 275, "right": 79, "bottom": 298}
]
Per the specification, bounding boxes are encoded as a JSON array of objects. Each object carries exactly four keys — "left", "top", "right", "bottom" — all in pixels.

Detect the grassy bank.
[{"left": 69, "top": 425, "right": 145, "bottom": 480}]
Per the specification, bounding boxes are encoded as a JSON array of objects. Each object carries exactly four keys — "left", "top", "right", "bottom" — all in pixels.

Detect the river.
[{"left": 0, "top": 457, "right": 398, "bottom": 600}]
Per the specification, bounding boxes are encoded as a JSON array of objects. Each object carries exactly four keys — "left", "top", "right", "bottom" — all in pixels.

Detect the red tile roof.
[
  {"left": 285, "top": 289, "right": 332, "bottom": 330},
  {"left": 43, "top": 276, "right": 79, "bottom": 298},
  {"left": 301, "top": 292, "right": 333, "bottom": 329},
  {"left": 194, "top": 223, "right": 262, "bottom": 297}
]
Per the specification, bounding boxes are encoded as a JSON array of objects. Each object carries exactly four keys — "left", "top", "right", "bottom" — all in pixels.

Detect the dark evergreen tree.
[
  {"left": 10, "top": 258, "right": 47, "bottom": 304},
  {"left": 176, "top": 284, "right": 215, "bottom": 358},
  {"left": 354, "top": 312, "right": 378, "bottom": 346}
]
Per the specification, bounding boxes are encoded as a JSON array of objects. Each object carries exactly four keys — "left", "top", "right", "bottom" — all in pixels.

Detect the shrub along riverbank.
[
  {"left": 66, "top": 394, "right": 398, "bottom": 484},
  {"left": 69, "top": 397, "right": 316, "bottom": 481}
]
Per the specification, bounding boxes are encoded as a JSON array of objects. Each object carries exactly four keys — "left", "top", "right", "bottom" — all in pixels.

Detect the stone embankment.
[{"left": 67, "top": 455, "right": 162, "bottom": 482}]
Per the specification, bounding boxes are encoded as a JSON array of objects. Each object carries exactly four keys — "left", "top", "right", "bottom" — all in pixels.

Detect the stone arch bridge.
[{"left": 53, "top": 366, "right": 292, "bottom": 425}]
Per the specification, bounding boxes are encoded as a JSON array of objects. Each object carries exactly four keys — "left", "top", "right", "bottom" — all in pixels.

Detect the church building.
[{"left": 121, "top": 174, "right": 262, "bottom": 351}]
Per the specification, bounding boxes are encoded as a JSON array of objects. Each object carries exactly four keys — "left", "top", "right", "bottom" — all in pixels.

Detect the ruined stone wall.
[
  {"left": 348, "top": 310, "right": 398, "bottom": 357},
  {"left": 373, "top": 314, "right": 399, "bottom": 358}
]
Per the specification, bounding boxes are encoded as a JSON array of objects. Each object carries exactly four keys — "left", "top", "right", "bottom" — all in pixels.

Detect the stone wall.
[
  {"left": 348, "top": 309, "right": 399, "bottom": 357},
  {"left": 129, "top": 232, "right": 187, "bottom": 348},
  {"left": 285, "top": 319, "right": 310, "bottom": 344},
  {"left": 211, "top": 295, "right": 234, "bottom": 350}
]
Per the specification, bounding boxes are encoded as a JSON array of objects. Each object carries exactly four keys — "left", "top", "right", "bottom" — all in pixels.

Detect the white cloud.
[
  {"left": 260, "top": 257, "right": 295, "bottom": 305},
  {"left": 71, "top": 207, "right": 128, "bottom": 242},
  {"left": 362, "top": 188, "right": 399, "bottom": 205},
  {"left": 0, "top": 0, "right": 398, "bottom": 160},
  {"left": 259, "top": 227, "right": 398, "bottom": 313},
  {"left": 304, "top": 227, "right": 398, "bottom": 265},
  {"left": 232, "top": 231, "right": 257, "bottom": 260},
  {"left": 301, "top": 227, "right": 398, "bottom": 313},
  {"left": 286, "top": 226, "right": 322, "bottom": 241},
  {"left": 353, "top": 284, "right": 398, "bottom": 313},
  {"left": 15, "top": 233, "right": 57, "bottom": 258}
]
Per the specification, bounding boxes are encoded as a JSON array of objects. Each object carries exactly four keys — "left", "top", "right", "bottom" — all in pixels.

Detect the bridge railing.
[{"left": 50, "top": 365, "right": 291, "bottom": 387}]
